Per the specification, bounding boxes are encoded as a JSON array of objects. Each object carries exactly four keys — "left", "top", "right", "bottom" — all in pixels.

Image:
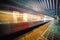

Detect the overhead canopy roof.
[{"left": 0, "top": 0, "right": 60, "bottom": 17}]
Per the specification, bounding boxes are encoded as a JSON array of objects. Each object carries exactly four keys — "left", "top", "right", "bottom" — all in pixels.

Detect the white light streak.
[
  {"left": 50, "top": 0, "right": 52, "bottom": 9},
  {"left": 23, "top": 13, "right": 28, "bottom": 22},
  {"left": 47, "top": 0, "right": 49, "bottom": 9},
  {"left": 44, "top": 0, "right": 47, "bottom": 9},
  {"left": 13, "top": 11, "right": 17, "bottom": 23}
]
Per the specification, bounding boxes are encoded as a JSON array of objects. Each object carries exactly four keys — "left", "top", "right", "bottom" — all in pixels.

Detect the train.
[{"left": 0, "top": 11, "right": 44, "bottom": 36}]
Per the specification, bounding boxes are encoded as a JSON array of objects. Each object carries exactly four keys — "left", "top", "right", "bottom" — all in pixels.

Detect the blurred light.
[
  {"left": 23, "top": 13, "right": 28, "bottom": 22},
  {"left": 13, "top": 11, "right": 17, "bottom": 23},
  {"left": 44, "top": 16, "right": 54, "bottom": 22}
]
